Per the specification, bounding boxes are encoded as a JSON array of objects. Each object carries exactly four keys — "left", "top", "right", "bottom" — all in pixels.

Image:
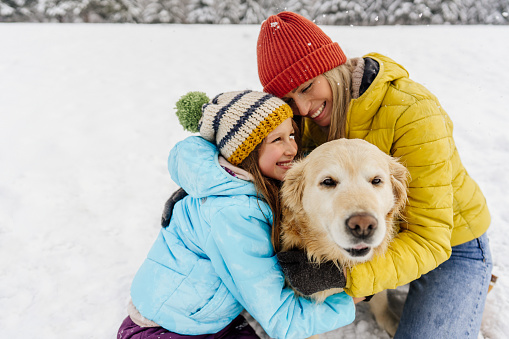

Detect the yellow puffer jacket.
[{"left": 301, "top": 53, "right": 490, "bottom": 297}]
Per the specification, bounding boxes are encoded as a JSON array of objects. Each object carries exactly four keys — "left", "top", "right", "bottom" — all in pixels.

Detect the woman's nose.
[{"left": 294, "top": 96, "right": 310, "bottom": 117}]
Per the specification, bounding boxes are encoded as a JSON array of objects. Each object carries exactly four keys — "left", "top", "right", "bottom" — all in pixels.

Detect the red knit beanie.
[{"left": 257, "top": 11, "right": 347, "bottom": 98}]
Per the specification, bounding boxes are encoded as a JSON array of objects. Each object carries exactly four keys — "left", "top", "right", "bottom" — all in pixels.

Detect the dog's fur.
[{"left": 280, "top": 139, "right": 409, "bottom": 337}]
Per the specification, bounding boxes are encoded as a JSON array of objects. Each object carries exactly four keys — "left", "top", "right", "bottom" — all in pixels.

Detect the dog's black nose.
[{"left": 346, "top": 214, "right": 377, "bottom": 238}]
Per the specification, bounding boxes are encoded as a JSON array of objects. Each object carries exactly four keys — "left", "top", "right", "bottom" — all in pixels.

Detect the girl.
[
  {"left": 256, "top": 12, "right": 492, "bottom": 338},
  {"left": 117, "top": 90, "right": 356, "bottom": 339}
]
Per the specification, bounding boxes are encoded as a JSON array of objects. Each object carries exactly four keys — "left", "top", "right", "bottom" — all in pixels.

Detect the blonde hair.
[{"left": 323, "top": 60, "right": 355, "bottom": 140}]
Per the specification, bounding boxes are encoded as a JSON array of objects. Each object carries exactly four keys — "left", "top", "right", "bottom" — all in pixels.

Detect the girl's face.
[
  {"left": 282, "top": 74, "right": 333, "bottom": 127},
  {"left": 258, "top": 118, "right": 298, "bottom": 181}
]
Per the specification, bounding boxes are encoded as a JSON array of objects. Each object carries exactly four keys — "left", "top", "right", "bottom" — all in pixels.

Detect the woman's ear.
[{"left": 389, "top": 157, "right": 410, "bottom": 217}]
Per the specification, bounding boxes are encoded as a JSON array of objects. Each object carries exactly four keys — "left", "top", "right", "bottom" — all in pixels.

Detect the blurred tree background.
[{"left": 1, "top": 0, "right": 508, "bottom": 24}]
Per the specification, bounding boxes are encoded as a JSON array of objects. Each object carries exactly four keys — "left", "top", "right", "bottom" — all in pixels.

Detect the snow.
[{"left": 0, "top": 23, "right": 508, "bottom": 338}]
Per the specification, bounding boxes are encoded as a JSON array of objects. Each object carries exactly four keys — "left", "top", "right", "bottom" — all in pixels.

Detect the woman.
[{"left": 256, "top": 11, "right": 492, "bottom": 338}]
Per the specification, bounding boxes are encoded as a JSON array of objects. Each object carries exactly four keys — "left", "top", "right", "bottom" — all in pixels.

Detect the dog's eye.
[
  {"left": 320, "top": 177, "right": 337, "bottom": 187},
  {"left": 371, "top": 177, "right": 382, "bottom": 186}
]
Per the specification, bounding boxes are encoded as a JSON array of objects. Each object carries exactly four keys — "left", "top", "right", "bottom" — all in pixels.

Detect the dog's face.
[{"left": 281, "top": 139, "right": 408, "bottom": 266}]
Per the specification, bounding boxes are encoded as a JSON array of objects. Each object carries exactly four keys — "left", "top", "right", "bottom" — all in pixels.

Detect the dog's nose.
[{"left": 346, "top": 214, "right": 378, "bottom": 238}]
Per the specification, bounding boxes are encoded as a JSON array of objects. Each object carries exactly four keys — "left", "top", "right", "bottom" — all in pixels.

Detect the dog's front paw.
[{"left": 368, "top": 291, "right": 400, "bottom": 337}]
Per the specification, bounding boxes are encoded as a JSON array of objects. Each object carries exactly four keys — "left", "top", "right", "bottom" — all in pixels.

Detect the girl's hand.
[{"left": 277, "top": 250, "right": 346, "bottom": 295}]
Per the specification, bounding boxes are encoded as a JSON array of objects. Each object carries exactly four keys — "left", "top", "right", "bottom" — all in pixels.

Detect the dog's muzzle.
[
  {"left": 346, "top": 247, "right": 371, "bottom": 257},
  {"left": 346, "top": 213, "right": 378, "bottom": 239},
  {"left": 343, "top": 213, "right": 379, "bottom": 257}
]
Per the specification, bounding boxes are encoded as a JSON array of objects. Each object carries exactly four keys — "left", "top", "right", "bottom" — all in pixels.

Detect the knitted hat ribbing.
[
  {"left": 257, "top": 11, "right": 347, "bottom": 98},
  {"left": 198, "top": 90, "right": 293, "bottom": 165}
]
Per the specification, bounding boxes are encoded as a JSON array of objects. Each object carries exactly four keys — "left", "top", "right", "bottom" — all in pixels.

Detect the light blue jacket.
[{"left": 130, "top": 136, "right": 355, "bottom": 338}]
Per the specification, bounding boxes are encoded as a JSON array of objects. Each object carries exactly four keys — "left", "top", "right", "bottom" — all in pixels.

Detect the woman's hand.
[
  {"left": 161, "top": 187, "right": 188, "bottom": 227},
  {"left": 353, "top": 297, "right": 366, "bottom": 304}
]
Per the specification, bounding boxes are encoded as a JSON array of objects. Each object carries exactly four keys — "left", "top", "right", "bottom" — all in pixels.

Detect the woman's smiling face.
[{"left": 282, "top": 75, "right": 333, "bottom": 127}]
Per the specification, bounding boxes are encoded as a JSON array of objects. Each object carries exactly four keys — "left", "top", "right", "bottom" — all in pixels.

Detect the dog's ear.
[
  {"left": 388, "top": 157, "right": 409, "bottom": 218},
  {"left": 281, "top": 160, "right": 306, "bottom": 213},
  {"left": 280, "top": 160, "right": 308, "bottom": 250}
]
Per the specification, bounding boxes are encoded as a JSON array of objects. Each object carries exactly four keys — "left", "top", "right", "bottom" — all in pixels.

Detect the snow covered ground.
[{"left": 1, "top": 23, "right": 508, "bottom": 338}]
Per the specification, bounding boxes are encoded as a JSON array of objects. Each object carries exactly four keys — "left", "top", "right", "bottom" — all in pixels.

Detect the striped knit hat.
[
  {"left": 176, "top": 90, "right": 293, "bottom": 166},
  {"left": 257, "top": 11, "right": 347, "bottom": 98}
]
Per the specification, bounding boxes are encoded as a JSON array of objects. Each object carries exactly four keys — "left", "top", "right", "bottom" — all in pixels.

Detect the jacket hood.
[
  {"left": 346, "top": 53, "right": 409, "bottom": 135},
  {"left": 168, "top": 136, "right": 258, "bottom": 198}
]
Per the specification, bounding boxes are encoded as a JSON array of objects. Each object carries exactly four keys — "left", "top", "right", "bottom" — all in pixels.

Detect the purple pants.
[{"left": 117, "top": 314, "right": 260, "bottom": 339}]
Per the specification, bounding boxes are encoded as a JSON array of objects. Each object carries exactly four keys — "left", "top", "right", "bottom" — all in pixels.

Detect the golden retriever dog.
[{"left": 280, "top": 138, "right": 409, "bottom": 337}]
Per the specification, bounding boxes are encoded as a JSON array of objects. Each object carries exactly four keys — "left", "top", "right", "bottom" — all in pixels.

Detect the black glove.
[
  {"left": 161, "top": 187, "right": 188, "bottom": 227},
  {"left": 277, "top": 250, "right": 346, "bottom": 296},
  {"left": 363, "top": 294, "right": 374, "bottom": 302}
]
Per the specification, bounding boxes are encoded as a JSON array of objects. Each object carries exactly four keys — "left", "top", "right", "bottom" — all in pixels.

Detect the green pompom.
[{"left": 175, "top": 91, "right": 210, "bottom": 132}]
